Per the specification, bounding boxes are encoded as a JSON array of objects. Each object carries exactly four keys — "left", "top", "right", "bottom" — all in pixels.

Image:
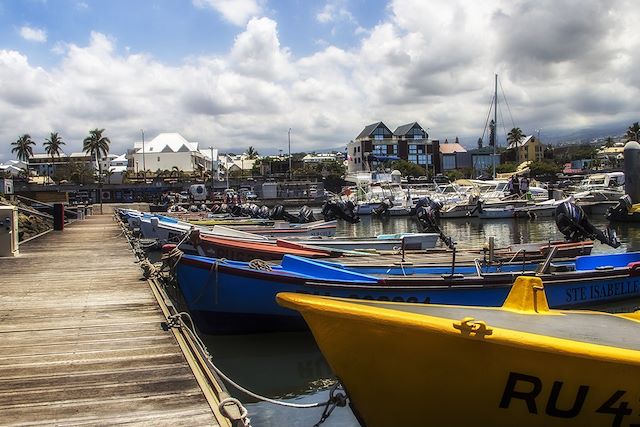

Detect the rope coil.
[{"left": 248, "top": 259, "right": 272, "bottom": 271}]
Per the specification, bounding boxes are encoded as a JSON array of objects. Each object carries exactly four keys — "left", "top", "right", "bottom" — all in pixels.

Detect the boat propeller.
[{"left": 555, "top": 200, "right": 620, "bottom": 248}]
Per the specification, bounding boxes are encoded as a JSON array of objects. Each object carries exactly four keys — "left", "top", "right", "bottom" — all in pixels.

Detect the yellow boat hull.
[{"left": 278, "top": 277, "right": 640, "bottom": 427}]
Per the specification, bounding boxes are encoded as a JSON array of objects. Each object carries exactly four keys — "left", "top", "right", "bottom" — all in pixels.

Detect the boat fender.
[
  {"left": 628, "top": 262, "right": 640, "bottom": 276},
  {"left": 162, "top": 244, "right": 176, "bottom": 253}
]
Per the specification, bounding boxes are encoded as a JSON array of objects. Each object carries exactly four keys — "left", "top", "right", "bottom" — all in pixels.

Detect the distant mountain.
[{"left": 541, "top": 122, "right": 629, "bottom": 146}]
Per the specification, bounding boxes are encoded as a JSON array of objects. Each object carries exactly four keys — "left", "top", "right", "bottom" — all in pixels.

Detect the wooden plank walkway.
[{"left": 0, "top": 215, "right": 221, "bottom": 426}]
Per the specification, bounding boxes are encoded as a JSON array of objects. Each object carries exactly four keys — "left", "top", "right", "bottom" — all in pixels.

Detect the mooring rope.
[
  {"left": 166, "top": 311, "right": 346, "bottom": 410},
  {"left": 114, "top": 212, "right": 348, "bottom": 425}
]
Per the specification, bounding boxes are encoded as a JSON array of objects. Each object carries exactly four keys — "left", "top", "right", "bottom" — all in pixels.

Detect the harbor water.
[{"left": 201, "top": 216, "right": 640, "bottom": 427}]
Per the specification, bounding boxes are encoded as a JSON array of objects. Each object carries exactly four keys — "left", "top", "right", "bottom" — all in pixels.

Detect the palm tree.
[
  {"left": 11, "top": 134, "right": 35, "bottom": 162},
  {"left": 604, "top": 137, "right": 614, "bottom": 148},
  {"left": 246, "top": 146, "right": 259, "bottom": 159},
  {"left": 83, "top": 129, "right": 111, "bottom": 210},
  {"left": 83, "top": 128, "right": 111, "bottom": 179},
  {"left": 43, "top": 132, "right": 65, "bottom": 182},
  {"left": 626, "top": 122, "right": 640, "bottom": 142},
  {"left": 507, "top": 127, "right": 525, "bottom": 163}
]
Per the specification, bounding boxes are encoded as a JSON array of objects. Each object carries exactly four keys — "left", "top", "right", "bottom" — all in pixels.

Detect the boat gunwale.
[{"left": 277, "top": 292, "right": 640, "bottom": 365}]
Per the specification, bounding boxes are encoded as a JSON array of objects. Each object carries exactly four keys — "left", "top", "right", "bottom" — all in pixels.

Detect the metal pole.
[
  {"left": 493, "top": 73, "right": 497, "bottom": 179},
  {"left": 288, "top": 128, "right": 292, "bottom": 180},
  {"left": 141, "top": 129, "right": 146, "bottom": 184},
  {"left": 209, "top": 146, "right": 214, "bottom": 194}
]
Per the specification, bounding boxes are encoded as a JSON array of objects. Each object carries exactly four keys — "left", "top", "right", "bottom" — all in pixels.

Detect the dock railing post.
[{"left": 53, "top": 203, "right": 64, "bottom": 231}]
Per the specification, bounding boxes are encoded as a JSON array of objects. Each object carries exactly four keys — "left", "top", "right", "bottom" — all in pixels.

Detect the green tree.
[
  {"left": 390, "top": 159, "right": 426, "bottom": 177},
  {"left": 626, "top": 122, "right": 640, "bottom": 142},
  {"left": 604, "top": 137, "right": 614, "bottom": 148},
  {"left": 43, "top": 132, "right": 65, "bottom": 181},
  {"left": 246, "top": 146, "right": 259, "bottom": 159},
  {"left": 495, "top": 162, "right": 517, "bottom": 174},
  {"left": 507, "top": 127, "right": 525, "bottom": 163},
  {"left": 528, "top": 160, "right": 562, "bottom": 179},
  {"left": 82, "top": 128, "right": 111, "bottom": 182},
  {"left": 11, "top": 134, "right": 35, "bottom": 162}
]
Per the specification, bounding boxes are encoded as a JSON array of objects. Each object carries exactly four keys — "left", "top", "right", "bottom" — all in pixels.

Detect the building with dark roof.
[{"left": 347, "top": 121, "right": 441, "bottom": 175}]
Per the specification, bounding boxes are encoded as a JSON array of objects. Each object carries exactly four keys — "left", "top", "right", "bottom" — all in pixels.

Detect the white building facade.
[{"left": 129, "top": 133, "right": 217, "bottom": 175}]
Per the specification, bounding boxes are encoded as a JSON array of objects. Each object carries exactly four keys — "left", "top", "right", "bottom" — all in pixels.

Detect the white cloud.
[
  {"left": 19, "top": 26, "right": 47, "bottom": 43},
  {"left": 2, "top": 0, "right": 640, "bottom": 162},
  {"left": 193, "top": 0, "right": 262, "bottom": 26}
]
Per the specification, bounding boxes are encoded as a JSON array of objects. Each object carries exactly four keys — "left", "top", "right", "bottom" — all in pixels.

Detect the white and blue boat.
[{"left": 175, "top": 251, "right": 640, "bottom": 333}]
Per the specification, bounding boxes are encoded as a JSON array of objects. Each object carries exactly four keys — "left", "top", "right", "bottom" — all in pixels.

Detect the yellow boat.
[{"left": 277, "top": 277, "right": 640, "bottom": 427}]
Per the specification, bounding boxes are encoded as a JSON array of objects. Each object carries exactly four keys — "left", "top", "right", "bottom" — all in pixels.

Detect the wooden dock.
[{"left": 0, "top": 215, "right": 229, "bottom": 426}]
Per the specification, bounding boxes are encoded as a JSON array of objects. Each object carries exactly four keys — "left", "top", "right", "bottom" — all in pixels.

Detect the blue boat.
[{"left": 175, "top": 251, "right": 640, "bottom": 333}]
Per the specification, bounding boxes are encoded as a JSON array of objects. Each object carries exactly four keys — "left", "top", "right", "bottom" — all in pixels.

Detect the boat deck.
[{"left": 0, "top": 215, "right": 226, "bottom": 426}]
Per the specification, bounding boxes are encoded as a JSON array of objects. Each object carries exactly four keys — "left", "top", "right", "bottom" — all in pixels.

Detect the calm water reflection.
[{"left": 203, "top": 216, "right": 640, "bottom": 427}]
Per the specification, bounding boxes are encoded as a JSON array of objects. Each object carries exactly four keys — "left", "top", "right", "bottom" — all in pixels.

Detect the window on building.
[
  {"left": 418, "top": 154, "right": 428, "bottom": 165},
  {"left": 373, "top": 126, "right": 390, "bottom": 140},
  {"left": 373, "top": 145, "right": 387, "bottom": 155},
  {"left": 442, "top": 155, "right": 456, "bottom": 170},
  {"left": 392, "top": 145, "right": 398, "bottom": 154},
  {"left": 409, "top": 144, "right": 417, "bottom": 154},
  {"left": 411, "top": 127, "right": 425, "bottom": 139},
  {"left": 408, "top": 154, "right": 417, "bottom": 163}
]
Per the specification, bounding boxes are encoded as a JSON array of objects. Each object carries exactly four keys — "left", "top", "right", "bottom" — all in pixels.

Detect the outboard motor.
[
  {"left": 468, "top": 199, "right": 484, "bottom": 216},
  {"left": 415, "top": 199, "right": 443, "bottom": 233},
  {"left": 265, "top": 204, "right": 299, "bottom": 223},
  {"left": 321, "top": 200, "right": 360, "bottom": 223},
  {"left": 556, "top": 201, "right": 620, "bottom": 248},
  {"left": 372, "top": 199, "right": 394, "bottom": 216},
  {"left": 606, "top": 195, "right": 633, "bottom": 221},
  {"left": 245, "top": 203, "right": 260, "bottom": 218},
  {"left": 297, "top": 205, "right": 316, "bottom": 223},
  {"left": 210, "top": 204, "right": 221, "bottom": 214},
  {"left": 270, "top": 204, "right": 286, "bottom": 220},
  {"left": 410, "top": 197, "right": 431, "bottom": 216},
  {"left": 257, "top": 205, "right": 271, "bottom": 219},
  {"left": 415, "top": 199, "right": 455, "bottom": 249},
  {"left": 231, "top": 204, "right": 243, "bottom": 217}
]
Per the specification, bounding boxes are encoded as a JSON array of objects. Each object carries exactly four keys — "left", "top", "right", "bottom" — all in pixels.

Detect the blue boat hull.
[{"left": 176, "top": 252, "right": 640, "bottom": 333}]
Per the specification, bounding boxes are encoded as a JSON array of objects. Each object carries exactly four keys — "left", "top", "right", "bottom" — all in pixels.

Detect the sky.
[{"left": 1, "top": 0, "right": 640, "bottom": 162}]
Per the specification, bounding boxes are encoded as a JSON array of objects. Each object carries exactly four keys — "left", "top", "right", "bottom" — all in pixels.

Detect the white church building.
[{"left": 129, "top": 133, "right": 217, "bottom": 175}]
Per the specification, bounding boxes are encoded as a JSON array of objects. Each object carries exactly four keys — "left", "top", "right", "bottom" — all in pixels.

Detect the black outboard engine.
[
  {"left": 410, "top": 197, "right": 431, "bottom": 216},
  {"left": 245, "top": 203, "right": 260, "bottom": 218},
  {"left": 257, "top": 205, "right": 271, "bottom": 219},
  {"left": 321, "top": 200, "right": 360, "bottom": 223},
  {"left": 270, "top": 204, "right": 286, "bottom": 220},
  {"left": 373, "top": 198, "right": 394, "bottom": 216},
  {"left": 415, "top": 199, "right": 455, "bottom": 249},
  {"left": 297, "top": 205, "right": 316, "bottom": 223},
  {"left": 210, "top": 204, "right": 221, "bottom": 214},
  {"left": 556, "top": 201, "right": 620, "bottom": 248},
  {"left": 231, "top": 204, "right": 243, "bottom": 217},
  {"left": 606, "top": 195, "right": 633, "bottom": 221}
]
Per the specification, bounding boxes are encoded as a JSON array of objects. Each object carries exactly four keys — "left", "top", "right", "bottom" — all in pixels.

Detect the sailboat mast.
[{"left": 493, "top": 73, "right": 498, "bottom": 179}]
